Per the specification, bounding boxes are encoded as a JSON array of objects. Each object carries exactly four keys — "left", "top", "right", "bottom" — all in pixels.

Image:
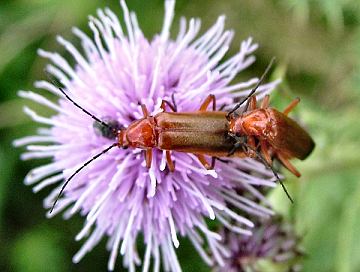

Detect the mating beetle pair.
[{"left": 51, "top": 59, "right": 315, "bottom": 211}]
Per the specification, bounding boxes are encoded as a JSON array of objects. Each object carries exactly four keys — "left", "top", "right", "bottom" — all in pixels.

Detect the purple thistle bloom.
[
  {"left": 14, "top": 1, "right": 281, "bottom": 271},
  {"left": 216, "top": 216, "right": 304, "bottom": 272}
]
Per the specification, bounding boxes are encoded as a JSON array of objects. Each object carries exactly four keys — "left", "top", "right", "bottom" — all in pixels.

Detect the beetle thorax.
[
  {"left": 123, "top": 117, "right": 157, "bottom": 149},
  {"left": 230, "top": 109, "right": 271, "bottom": 137}
]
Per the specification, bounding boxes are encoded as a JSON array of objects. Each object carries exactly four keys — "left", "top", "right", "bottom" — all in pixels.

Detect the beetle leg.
[
  {"left": 242, "top": 95, "right": 258, "bottom": 113},
  {"left": 199, "top": 94, "right": 216, "bottom": 111},
  {"left": 228, "top": 141, "right": 241, "bottom": 156},
  {"left": 166, "top": 151, "right": 175, "bottom": 172},
  {"left": 145, "top": 149, "right": 152, "bottom": 168},
  {"left": 171, "top": 93, "right": 178, "bottom": 112},
  {"left": 247, "top": 136, "right": 257, "bottom": 158},
  {"left": 141, "top": 104, "right": 149, "bottom": 117},
  {"left": 196, "top": 154, "right": 212, "bottom": 170},
  {"left": 249, "top": 95, "right": 258, "bottom": 110},
  {"left": 283, "top": 98, "right": 300, "bottom": 116},
  {"left": 211, "top": 157, "right": 216, "bottom": 168},
  {"left": 227, "top": 134, "right": 246, "bottom": 156},
  {"left": 161, "top": 100, "right": 177, "bottom": 112},
  {"left": 260, "top": 140, "right": 272, "bottom": 165},
  {"left": 214, "top": 157, "right": 229, "bottom": 163},
  {"left": 261, "top": 94, "right": 270, "bottom": 109},
  {"left": 276, "top": 152, "right": 301, "bottom": 177}
]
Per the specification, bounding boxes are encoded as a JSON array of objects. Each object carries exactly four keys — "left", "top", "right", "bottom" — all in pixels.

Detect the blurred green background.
[{"left": 1, "top": 0, "right": 360, "bottom": 271}]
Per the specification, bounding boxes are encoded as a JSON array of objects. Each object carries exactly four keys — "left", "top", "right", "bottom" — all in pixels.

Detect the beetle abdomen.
[
  {"left": 268, "top": 109, "right": 315, "bottom": 160},
  {"left": 155, "top": 112, "right": 241, "bottom": 156}
]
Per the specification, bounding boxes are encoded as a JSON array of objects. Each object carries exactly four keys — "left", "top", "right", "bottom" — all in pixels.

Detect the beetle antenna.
[
  {"left": 228, "top": 134, "right": 294, "bottom": 203},
  {"left": 227, "top": 57, "right": 276, "bottom": 118},
  {"left": 46, "top": 74, "right": 114, "bottom": 131},
  {"left": 243, "top": 142, "right": 294, "bottom": 203},
  {"left": 50, "top": 142, "right": 118, "bottom": 213}
]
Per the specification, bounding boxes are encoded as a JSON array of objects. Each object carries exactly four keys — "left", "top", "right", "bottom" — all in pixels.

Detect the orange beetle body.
[
  {"left": 230, "top": 108, "right": 314, "bottom": 160},
  {"left": 122, "top": 111, "right": 247, "bottom": 157}
]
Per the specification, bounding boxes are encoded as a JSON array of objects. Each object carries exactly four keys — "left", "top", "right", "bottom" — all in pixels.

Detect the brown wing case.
[
  {"left": 268, "top": 109, "right": 315, "bottom": 160},
  {"left": 155, "top": 112, "right": 243, "bottom": 157}
]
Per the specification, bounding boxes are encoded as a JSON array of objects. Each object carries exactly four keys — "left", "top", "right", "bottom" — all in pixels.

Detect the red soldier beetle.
[
  {"left": 118, "top": 96, "right": 249, "bottom": 172},
  {"left": 227, "top": 94, "right": 315, "bottom": 178},
  {"left": 225, "top": 58, "right": 315, "bottom": 178}
]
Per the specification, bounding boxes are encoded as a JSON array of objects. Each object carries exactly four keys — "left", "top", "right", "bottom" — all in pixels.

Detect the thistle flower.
[
  {"left": 14, "top": 1, "right": 280, "bottom": 271},
  {"left": 217, "top": 216, "right": 303, "bottom": 272}
]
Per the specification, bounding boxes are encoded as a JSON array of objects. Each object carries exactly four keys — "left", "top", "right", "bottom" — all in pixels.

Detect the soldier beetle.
[
  {"left": 226, "top": 58, "right": 315, "bottom": 178},
  {"left": 49, "top": 58, "right": 314, "bottom": 211},
  {"left": 60, "top": 89, "right": 247, "bottom": 172},
  {"left": 227, "top": 94, "right": 314, "bottom": 177}
]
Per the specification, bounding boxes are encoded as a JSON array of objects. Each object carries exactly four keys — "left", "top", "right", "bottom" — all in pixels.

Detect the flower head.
[
  {"left": 217, "top": 216, "right": 304, "bottom": 272},
  {"left": 15, "top": 1, "right": 280, "bottom": 271}
]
